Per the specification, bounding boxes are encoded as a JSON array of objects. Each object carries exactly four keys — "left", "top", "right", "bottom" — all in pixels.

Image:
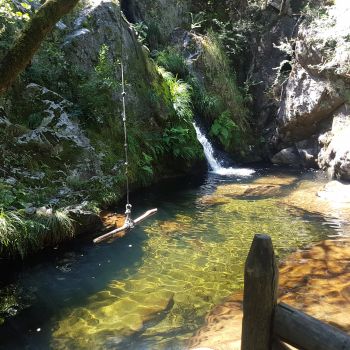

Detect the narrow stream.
[{"left": 0, "top": 166, "right": 340, "bottom": 350}]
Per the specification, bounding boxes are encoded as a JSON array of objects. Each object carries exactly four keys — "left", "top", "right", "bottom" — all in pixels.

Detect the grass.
[
  {"left": 0, "top": 209, "right": 75, "bottom": 258},
  {"left": 200, "top": 30, "right": 249, "bottom": 131}
]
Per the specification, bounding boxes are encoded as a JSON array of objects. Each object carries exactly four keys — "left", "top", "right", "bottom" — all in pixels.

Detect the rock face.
[
  {"left": 17, "top": 83, "right": 102, "bottom": 180},
  {"left": 120, "top": 0, "right": 190, "bottom": 45},
  {"left": 62, "top": 0, "right": 168, "bottom": 125},
  {"left": 267, "top": 1, "right": 350, "bottom": 180},
  {"left": 318, "top": 104, "right": 350, "bottom": 180}
]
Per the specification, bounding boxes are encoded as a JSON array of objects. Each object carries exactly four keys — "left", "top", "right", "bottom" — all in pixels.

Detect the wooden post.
[
  {"left": 241, "top": 234, "right": 278, "bottom": 350},
  {"left": 274, "top": 303, "right": 350, "bottom": 350}
]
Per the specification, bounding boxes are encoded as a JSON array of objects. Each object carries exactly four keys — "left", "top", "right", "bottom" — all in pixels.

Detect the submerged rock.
[
  {"left": 214, "top": 183, "right": 283, "bottom": 198},
  {"left": 281, "top": 177, "right": 350, "bottom": 229},
  {"left": 189, "top": 237, "right": 350, "bottom": 349},
  {"left": 253, "top": 174, "right": 297, "bottom": 186}
]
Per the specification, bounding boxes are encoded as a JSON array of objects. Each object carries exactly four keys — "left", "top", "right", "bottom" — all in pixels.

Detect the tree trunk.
[{"left": 0, "top": 0, "right": 80, "bottom": 94}]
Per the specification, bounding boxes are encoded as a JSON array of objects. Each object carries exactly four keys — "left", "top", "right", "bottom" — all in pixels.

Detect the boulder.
[
  {"left": 271, "top": 147, "right": 300, "bottom": 165},
  {"left": 65, "top": 202, "right": 103, "bottom": 235},
  {"left": 318, "top": 104, "right": 350, "bottom": 180},
  {"left": 280, "top": 177, "right": 350, "bottom": 230},
  {"left": 214, "top": 183, "right": 283, "bottom": 198},
  {"left": 277, "top": 64, "right": 344, "bottom": 141}
]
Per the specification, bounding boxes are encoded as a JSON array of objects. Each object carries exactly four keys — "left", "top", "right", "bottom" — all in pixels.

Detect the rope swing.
[{"left": 93, "top": 8, "right": 157, "bottom": 244}]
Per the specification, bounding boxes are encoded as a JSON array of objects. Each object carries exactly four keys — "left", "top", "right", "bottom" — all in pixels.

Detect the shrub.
[{"left": 155, "top": 49, "right": 189, "bottom": 79}]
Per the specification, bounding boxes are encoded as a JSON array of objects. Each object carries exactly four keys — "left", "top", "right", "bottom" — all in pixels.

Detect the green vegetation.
[
  {"left": 0, "top": 209, "right": 74, "bottom": 258},
  {"left": 0, "top": 0, "right": 30, "bottom": 56},
  {"left": 154, "top": 30, "right": 251, "bottom": 155},
  {"left": 0, "top": 0, "right": 257, "bottom": 258}
]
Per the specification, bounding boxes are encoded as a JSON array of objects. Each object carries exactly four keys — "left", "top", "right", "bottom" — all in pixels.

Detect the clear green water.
[{"left": 0, "top": 170, "right": 336, "bottom": 349}]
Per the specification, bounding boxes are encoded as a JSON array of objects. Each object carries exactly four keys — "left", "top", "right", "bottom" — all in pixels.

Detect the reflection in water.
[{"left": 0, "top": 170, "right": 345, "bottom": 350}]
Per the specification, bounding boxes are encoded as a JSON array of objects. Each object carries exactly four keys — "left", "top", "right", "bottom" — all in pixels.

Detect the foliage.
[
  {"left": 0, "top": 0, "right": 31, "bottom": 57},
  {"left": 200, "top": 31, "right": 249, "bottom": 131},
  {"left": 0, "top": 208, "right": 75, "bottom": 258},
  {"left": 190, "top": 11, "right": 207, "bottom": 31},
  {"left": 132, "top": 21, "right": 148, "bottom": 44},
  {"left": 209, "top": 111, "right": 241, "bottom": 152},
  {"left": 78, "top": 45, "right": 120, "bottom": 123},
  {"left": 162, "top": 126, "right": 201, "bottom": 160},
  {"left": 155, "top": 49, "right": 189, "bottom": 79},
  {"left": 37, "top": 209, "right": 74, "bottom": 244}
]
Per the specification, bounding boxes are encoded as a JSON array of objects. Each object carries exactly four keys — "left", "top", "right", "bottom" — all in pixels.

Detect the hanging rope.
[
  {"left": 93, "top": 5, "right": 158, "bottom": 244},
  {"left": 119, "top": 7, "right": 133, "bottom": 228}
]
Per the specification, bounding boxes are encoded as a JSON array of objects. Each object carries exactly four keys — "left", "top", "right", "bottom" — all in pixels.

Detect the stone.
[
  {"left": 253, "top": 174, "right": 298, "bottom": 186},
  {"left": 197, "top": 195, "right": 231, "bottom": 207},
  {"left": 280, "top": 177, "right": 350, "bottom": 233},
  {"left": 279, "top": 238, "right": 350, "bottom": 333},
  {"left": 209, "top": 183, "right": 284, "bottom": 199},
  {"left": 277, "top": 64, "right": 344, "bottom": 141},
  {"left": 317, "top": 180, "right": 350, "bottom": 203},
  {"left": 318, "top": 104, "right": 350, "bottom": 181},
  {"left": 65, "top": 202, "right": 103, "bottom": 235},
  {"left": 295, "top": 138, "right": 319, "bottom": 168},
  {"left": 271, "top": 147, "right": 300, "bottom": 165}
]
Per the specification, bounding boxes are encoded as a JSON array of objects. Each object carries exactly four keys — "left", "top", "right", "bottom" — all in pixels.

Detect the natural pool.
[{"left": 0, "top": 168, "right": 342, "bottom": 349}]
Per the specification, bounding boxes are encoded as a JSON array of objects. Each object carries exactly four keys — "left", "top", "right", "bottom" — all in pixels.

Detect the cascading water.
[{"left": 193, "top": 122, "right": 255, "bottom": 176}]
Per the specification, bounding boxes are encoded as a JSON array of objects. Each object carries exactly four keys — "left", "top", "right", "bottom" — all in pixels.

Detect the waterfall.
[{"left": 193, "top": 122, "right": 255, "bottom": 177}]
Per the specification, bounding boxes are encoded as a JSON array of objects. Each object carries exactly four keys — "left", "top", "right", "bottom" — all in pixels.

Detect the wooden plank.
[
  {"left": 274, "top": 302, "right": 350, "bottom": 350},
  {"left": 133, "top": 208, "right": 158, "bottom": 225},
  {"left": 272, "top": 339, "right": 292, "bottom": 350},
  {"left": 241, "top": 234, "right": 278, "bottom": 350},
  {"left": 93, "top": 208, "right": 157, "bottom": 244}
]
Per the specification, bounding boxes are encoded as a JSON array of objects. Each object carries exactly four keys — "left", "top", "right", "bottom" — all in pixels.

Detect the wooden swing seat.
[{"left": 93, "top": 208, "right": 157, "bottom": 244}]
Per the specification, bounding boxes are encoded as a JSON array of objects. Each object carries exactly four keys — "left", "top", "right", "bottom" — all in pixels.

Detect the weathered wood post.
[{"left": 241, "top": 234, "right": 278, "bottom": 350}]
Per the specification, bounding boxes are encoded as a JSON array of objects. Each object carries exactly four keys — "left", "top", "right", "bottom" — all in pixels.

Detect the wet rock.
[
  {"left": 197, "top": 195, "right": 231, "bottom": 207},
  {"left": 280, "top": 177, "right": 350, "bottom": 232},
  {"left": 190, "top": 238, "right": 350, "bottom": 349},
  {"left": 279, "top": 238, "right": 350, "bottom": 333},
  {"left": 100, "top": 211, "right": 125, "bottom": 230},
  {"left": 253, "top": 174, "right": 298, "bottom": 186},
  {"left": 271, "top": 147, "right": 300, "bottom": 166},
  {"left": 215, "top": 183, "right": 283, "bottom": 198},
  {"left": 188, "top": 293, "right": 243, "bottom": 350},
  {"left": 65, "top": 202, "right": 102, "bottom": 235}
]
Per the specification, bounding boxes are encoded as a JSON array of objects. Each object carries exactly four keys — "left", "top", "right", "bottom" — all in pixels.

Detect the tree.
[{"left": 0, "top": 0, "right": 79, "bottom": 94}]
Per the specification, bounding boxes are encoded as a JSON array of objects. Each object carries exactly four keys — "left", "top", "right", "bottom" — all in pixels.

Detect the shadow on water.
[{"left": 0, "top": 227, "right": 148, "bottom": 349}]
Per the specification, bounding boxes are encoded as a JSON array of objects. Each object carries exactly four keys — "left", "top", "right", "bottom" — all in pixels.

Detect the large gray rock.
[
  {"left": 17, "top": 83, "right": 102, "bottom": 180},
  {"left": 62, "top": 0, "right": 169, "bottom": 125},
  {"left": 18, "top": 84, "right": 91, "bottom": 149},
  {"left": 269, "top": 1, "right": 350, "bottom": 178},
  {"left": 318, "top": 104, "right": 350, "bottom": 181},
  {"left": 277, "top": 64, "right": 344, "bottom": 141},
  {"left": 271, "top": 147, "right": 300, "bottom": 165}
]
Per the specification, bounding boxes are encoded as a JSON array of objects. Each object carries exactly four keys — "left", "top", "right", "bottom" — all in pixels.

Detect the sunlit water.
[{"left": 0, "top": 169, "right": 341, "bottom": 350}]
